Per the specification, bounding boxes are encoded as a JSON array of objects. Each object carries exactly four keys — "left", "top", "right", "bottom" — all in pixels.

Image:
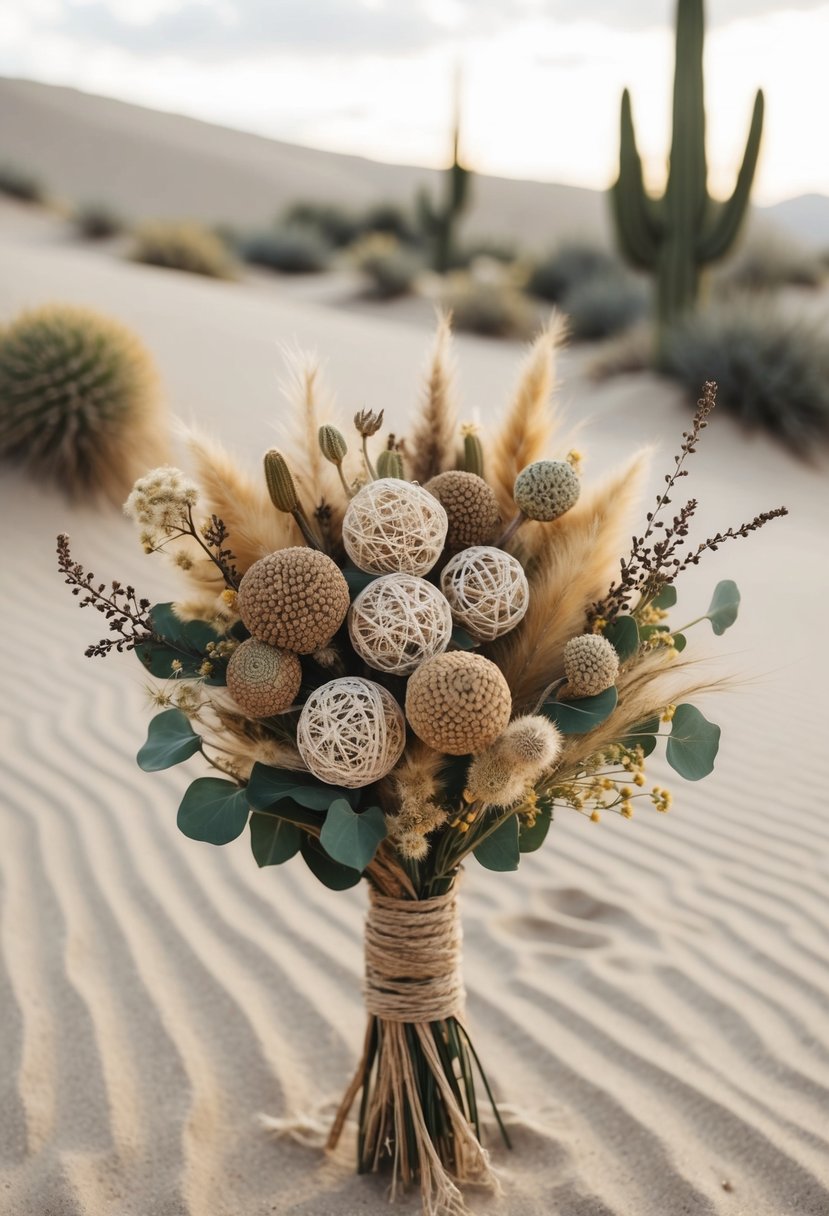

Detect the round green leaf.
[
  {"left": 474, "top": 815, "right": 520, "bottom": 872},
  {"left": 706, "top": 580, "right": 740, "bottom": 636},
  {"left": 652, "top": 584, "right": 677, "bottom": 609},
  {"left": 137, "top": 709, "right": 201, "bottom": 772},
  {"left": 666, "top": 704, "right": 721, "bottom": 781},
  {"left": 320, "top": 800, "right": 387, "bottom": 871},
  {"left": 518, "top": 803, "right": 553, "bottom": 854},
  {"left": 301, "top": 835, "right": 361, "bottom": 890},
  {"left": 177, "top": 778, "right": 249, "bottom": 845},
  {"left": 603, "top": 615, "right": 639, "bottom": 661},
  {"left": 247, "top": 762, "right": 354, "bottom": 811},
  {"left": 249, "top": 814, "right": 301, "bottom": 866},
  {"left": 542, "top": 685, "right": 618, "bottom": 735}
]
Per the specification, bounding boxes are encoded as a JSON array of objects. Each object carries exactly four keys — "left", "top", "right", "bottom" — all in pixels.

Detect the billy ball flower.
[
  {"left": 425, "top": 471, "right": 501, "bottom": 551},
  {"left": 226, "top": 639, "right": 302, "bottom": 718},
  {"left": 236, "top": 547, "right": 350, "bottom": 654},
  {"left": 562, "top": 633, "right": 620, "bottom": 698},
  {"left": 513, "top": 459, "right": 580, "bottom": 522},
  {"left": 405, "top": 651, "right": 511, "bottom": 755}
]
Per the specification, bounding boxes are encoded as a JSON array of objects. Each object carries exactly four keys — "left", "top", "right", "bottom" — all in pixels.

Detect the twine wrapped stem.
[{"left": 328, "top": 888, "right": 504, "bottom": 1216}]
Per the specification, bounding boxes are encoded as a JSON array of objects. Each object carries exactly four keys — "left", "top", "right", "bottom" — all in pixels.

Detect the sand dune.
[{"left": 1, "top": 206, "right": 828, "bottom": 1216}]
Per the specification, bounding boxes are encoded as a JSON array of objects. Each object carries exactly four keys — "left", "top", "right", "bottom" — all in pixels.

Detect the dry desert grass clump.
[
  {"left": 130, "top": 221, "right": 237, "bottom": 279},
  {"left": 0, "top": 303, "right": 168, "bottom": 501}
]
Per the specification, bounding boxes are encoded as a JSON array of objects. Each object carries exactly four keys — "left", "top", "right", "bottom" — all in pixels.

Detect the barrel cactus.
[{"left": 0, "top": 304, "right": 167, "bottom": 501}]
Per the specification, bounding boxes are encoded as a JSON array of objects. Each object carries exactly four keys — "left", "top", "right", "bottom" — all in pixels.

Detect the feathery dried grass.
[
  {"left": 279, "top": 347, "right": 348, "bottom": 529},
  {"left": 488, "top": 314, "right": 568, "bottom": 519},
  {"left": 491, "top": 451, "right": 650, "bottom": 711},
  {"left": 180, "top": 424, "right": 300, "bottom": 591},
  {"left": 406, "top": 312, "right": 458, "bottom": 484}
]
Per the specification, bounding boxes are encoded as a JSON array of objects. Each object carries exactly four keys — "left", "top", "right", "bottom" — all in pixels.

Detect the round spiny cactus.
[{"left": 0, "top": 304, "right": 167, "bottom": 502}]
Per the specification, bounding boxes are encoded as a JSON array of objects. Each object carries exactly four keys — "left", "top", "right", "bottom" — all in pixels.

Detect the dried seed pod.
[
  {"left": 406, "top": 651, "right": 511, "bottom": 755},
  {"left": 425, "top": 471, "right": 501, "bottom": 551},
  {"left": 563, "top": 633, "right": 620, "bottom": 697},
  {"left": 513, "top": 459, "right": 580, "bottom": 522},
  {"left": 236, "top": 547, "right": 349, "bottom": 653},
  {"left": 226, "top": 639, "right": 301, "bottom": 717}
]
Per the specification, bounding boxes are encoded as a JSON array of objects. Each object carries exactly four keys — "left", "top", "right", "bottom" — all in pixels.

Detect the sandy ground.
[{"left": 1, "top": 198, "right": 828, "bottom": 1216}]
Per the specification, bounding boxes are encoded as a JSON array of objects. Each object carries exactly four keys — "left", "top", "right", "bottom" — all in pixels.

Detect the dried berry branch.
[
  {"left": 57, "top": 533, "right": 153, "bottom": 657},
  {"left": 590, "top": 382, "right": 787, "bottom": 623},
  {"left": 199, "top": 512, "right": 241, "bottom": 588}
]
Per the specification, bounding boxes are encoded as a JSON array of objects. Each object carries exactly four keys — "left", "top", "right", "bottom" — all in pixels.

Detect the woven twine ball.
[
  {"left": 342, "top": 478, "right": 448, "bottom": 575},
  {"left": 226, "top": 639, "right": 302, "bottom": 718},
  {"left": 236, "top": 547, "right": 349, "bottom": 654},
  {"left": 424, "top": 471, "right": 501, "bottom": 552},
  {"left": 349, "top": 573, "right": 453, "bottom": 675},
  {"left": 297, "top": 677, "right": 406, "bottom": 788},
  {"left": 563, "top": 633, "right": 620, "bottom": 697},
  {"left": 440, "top": 545, "right": 530, "bottom": 641},
  {"left": 405, "top": 651, "right": 512, "bottom": 755},
  {"left": 514, "top": 459, "right": 580, "bottom": 522}
]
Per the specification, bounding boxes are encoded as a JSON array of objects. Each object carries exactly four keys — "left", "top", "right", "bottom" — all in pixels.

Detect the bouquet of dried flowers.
[{"left": 58, "top": 317, "right": 786, "bottom": 1216}]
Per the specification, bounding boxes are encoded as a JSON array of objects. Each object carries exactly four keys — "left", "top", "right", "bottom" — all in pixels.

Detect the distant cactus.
[
  {"left": 131, "top": 222, "right": 236, "bottom": 279},
  {"left": 612, "top": 0, "right": 764, "bottom": 349},
  {"left": 0, "top": 304, "right": 167, "bottom": 501},
  {"left": 417, "top": 79, "right": 471, "bottom": 274}
]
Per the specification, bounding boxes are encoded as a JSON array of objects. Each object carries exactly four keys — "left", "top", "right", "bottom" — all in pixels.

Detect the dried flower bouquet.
[{"left": 59, "top": 316, "right": 786, "bottom": 1216}]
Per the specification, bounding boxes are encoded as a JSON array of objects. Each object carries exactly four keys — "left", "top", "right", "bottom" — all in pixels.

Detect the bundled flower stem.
[{"left": 58, "top": 322, "right": 787, "bottom": 1216}]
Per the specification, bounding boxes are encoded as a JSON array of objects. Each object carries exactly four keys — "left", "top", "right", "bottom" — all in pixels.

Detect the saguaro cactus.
[
  {"left": 417, "top": 78, "right": 471, "bottom": 274},
  {"left": 612, "top": 0, "right": 764, "bottom": 347}
]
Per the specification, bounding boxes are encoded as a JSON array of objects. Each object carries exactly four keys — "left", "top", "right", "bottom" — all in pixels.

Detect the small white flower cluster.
[{"left": 124, "top": 467, "right": 199, "bottom": 551}]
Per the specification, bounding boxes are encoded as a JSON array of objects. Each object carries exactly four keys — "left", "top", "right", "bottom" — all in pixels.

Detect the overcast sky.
[{"left": 2, "top": 0, "right": 827, "bottom": 201}]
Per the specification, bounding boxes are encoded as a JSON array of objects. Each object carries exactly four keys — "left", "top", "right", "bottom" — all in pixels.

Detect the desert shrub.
[
  {"left": 717, "top": 233, "right": 823, "bottom": 292},
  {"left": 661, "top": 298, "right": 829, "bottom": 454},
  {"left": 73, "top": 202, "right": 124, "bottom": 240},
  {"left": 361, "top": 202, "right": 418, "bottom": 244},
  {"left": 587, "top": 322, "right": 654, "bottom": 381},
  {"left": 241, "top": 225, "right": 332, "bottom": 274},
  {"left": 130, "top": 222, "right": 236, "bottom": 279},
  {"left": 443, "top": 277, "right": 536, "bottom": 340},
  {"left": 282, "top": 202, "right": 362, "bottom": 249},
  {"left": 0, "top": 164, "right": 45, "bottom": 204},
  {"left": 527, "top": 242, "right": 619, "bottom": 303},
  {"left": 352, "top": 234, "right": 422, "bottom": 299},
  {"left": 562, "top": 271, "right": 648, "bottom": 341},
  {"left": 0, "top": 304, "right": 167, "bottom": 501}
]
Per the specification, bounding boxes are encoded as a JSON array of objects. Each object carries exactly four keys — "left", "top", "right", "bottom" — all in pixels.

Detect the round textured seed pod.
[
  {"left": 563, "top": 633, "right": 620, "bottom": 697},
  {"left": 440, "top": 546, "right": 529, "bottom": 641},
  {"left": 513, "top": 460, "right": 580, "bottom": 522},
  {"left": 424, "top": 471, "right": 501, "bottom": 551},
  {"left": 226, "top": 639, "right": 302, "bottom": 717},
  {"left": 297, "top": 677, "right": 406, "bottom": 788},
  {"left": 349, "top": 573, "right": 453, "bottom": 675},
  {"left": 406, "top": 651, "right": 512, "bottom": 755},
  {"left": 342, "top": 478, "right": 448, "bottom": 575},
  {"left": 236, "top": 547, "right": 349, "bottom": 654}
]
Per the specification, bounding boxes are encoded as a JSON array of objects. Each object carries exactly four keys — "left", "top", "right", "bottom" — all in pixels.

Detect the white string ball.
[
  {"left": 440, "top": 545, "right": 530, "bottom": 641},
  {"left": 297, "top": 677, "right": 406, "bottom": 788},
  {"left": 349, "top": 574, "right": 453, "bottom": 675},
  {"left": 342, "top": 478, "right": 448, "bottom": 576}
]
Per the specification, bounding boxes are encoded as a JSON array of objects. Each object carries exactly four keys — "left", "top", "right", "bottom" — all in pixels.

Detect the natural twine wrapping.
[{"left": 328, "top": 889, "right": 500, "bottom": 1216}]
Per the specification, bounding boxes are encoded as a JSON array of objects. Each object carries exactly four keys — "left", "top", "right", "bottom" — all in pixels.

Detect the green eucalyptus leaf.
[
  {"left": 518, "top": 802, "right": 553, "bottom": 853},
  {"left": 620, "top": 715, "right": 660, "bottom": 758},
  {"left": 666, "top": 704, "right": 721, "bottom": 781},
  {"left": 320, "top": 800, "right": 386, "bottom": 871},
  {"left": 249, "top": 814, "right": 301, "bottom": 866},
  {"left": 137, "top": 708, "right": 201, "bottom": 772},
  {"left": 301, "top": 835, "right": 361, "bottom": 890},
  {"left": 247, "top": 762, "right": 355, "bottom": 812},
  {"left": 135, "top": 603, "right": 228, "bottom": 685},
  {"left": 706, "top": 580, "right": 740, "bottom": 636},
  {"left": 474, "top": 815, "right": 520, "bottom": 872},
  {"left": 542, "top": 685, "right": 618, "bottom": 735},
  {"left": 603, "top": 615, "right": 639, "bottom": 661},
  {"left": 673, "top": 632, "right": 687, "bottom": 652},
  {"left": 652, "top": 584, "right": 677, "bottom": 609},
  {"left": 177, "top": 778, "right": 249, "bottom": 845},
  {"left": 343, "top": 566, "right": 378, "bottom": 597},
  {"left": 450, "top": 626, "right": 477, "bottom": 651}
]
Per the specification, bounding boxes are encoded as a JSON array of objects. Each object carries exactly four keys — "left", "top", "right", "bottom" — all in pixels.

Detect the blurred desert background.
[{"left": 1, "top": 1, "right": 829, "bottom": 1214}]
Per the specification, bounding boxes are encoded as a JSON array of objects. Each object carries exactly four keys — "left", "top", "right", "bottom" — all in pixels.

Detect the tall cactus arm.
[
  {"left": 697, "top": 89, "right": 765, "bottom": 263},
  {"left": 667, "top": 0, "right": 708, "bottom": 222},
  {"left": 612, "top": 89, "right": 661, "bottom": 269}
]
